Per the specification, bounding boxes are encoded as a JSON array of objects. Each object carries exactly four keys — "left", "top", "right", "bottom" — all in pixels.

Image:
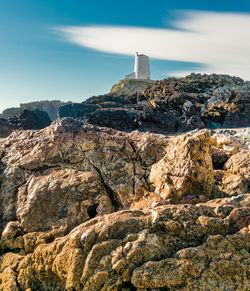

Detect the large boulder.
[
  {"left": 150, "top": 129, "right": 214, "bottom": 202},
  {"left": 224, "top": 150, "right": 250, "bottom": 181},
  {"left": 0, "top": 118, "right": 169, "bottom": 235}
]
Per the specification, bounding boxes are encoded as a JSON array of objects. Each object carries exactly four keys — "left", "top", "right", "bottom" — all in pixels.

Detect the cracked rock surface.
[{"left": 0, "top": 118, "right": 249, "bottom": 290}]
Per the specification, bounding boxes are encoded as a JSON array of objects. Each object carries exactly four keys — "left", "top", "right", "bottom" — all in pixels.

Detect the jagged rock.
[
  {"left": 210, "top": 146, "right": 229, "bottom": 169},
  {"left": 0, "top": 119, "right": 249, "bottom": 290},
  {"left": 0, "top": 196, "right": 249, "bottom": 290},
  {"left": 150, "top": 129, "right": 214, "bottom": 202},
  {"left": 224, "top": 150, "right": 250, "bottom": 180},
  {"left": 1, "top": 74, "right": 249, "bottom": 135},
  {"left": 223, "top": 91, "right": 250, "bottom": 128},
  {"left": 235, "top": 127, "right": 250, "bottom": 150},
  {"left": 178, "top": 114, "right": 205, "bottom": 132},
  {"left": 0, "top": 119, "right": 12, "bottom": 138},
  {"left": 0, "top": 109, "right": 52, "bottom": 138},
  {"left": 214, "top": 170, "right": 248, "bottom": 196},
  {"left": 211, "top": 133, "right": 244, "bottom": 153}
]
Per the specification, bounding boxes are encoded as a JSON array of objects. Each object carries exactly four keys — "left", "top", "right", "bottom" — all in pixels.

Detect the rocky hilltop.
[
  {"left": 60, "top": 73, "right": 250, "bottom": 133},
  {"left": 1, "top": 74, "right": 249, "bottom": 138},
  {"left": 0, "top": 117, "right": 249, "bottom": 290},
  {"left": 110, "top": 79, "right": 156, "bottom": 95}
]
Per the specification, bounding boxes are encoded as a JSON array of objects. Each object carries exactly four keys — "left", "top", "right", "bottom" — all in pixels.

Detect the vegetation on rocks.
[{"left": 110, "top": 79, "right": 156, "bottom": 95}]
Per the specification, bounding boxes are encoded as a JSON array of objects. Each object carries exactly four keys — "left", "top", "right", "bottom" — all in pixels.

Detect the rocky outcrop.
[
  {"left": 0, "top": 109, "right": 51, "bottom": 138},
  {"left": 0, "top": 118, "right": 249, "bottom": 290},
  {"left": 110, "top": 79, "right": 156, "bottom": 95},
  {"left": 0, "top": 196, "right": 249, "bottom": 290},
  {"left": 0, "top": 101, "right": 68, "bottom": 121},
  {"left": 20, "top": 100, "right": 67, "bottom": 120},
  {"left": 0, "top": 119, "right": 12, "bottom": 138},
  {"left": 0, "top": 107, "right": 22, "bottom": 119},
  {"left": 150, "top": 129, "right": 214, "bottom": 202},
  {"left": 64, "top": 73, "right": 249, "bottom": 133},
  {"left": 1, "top": 74, "right": 249, "bottom": 137},
  {"left": 0, "top": 118, "right": 165, "bottom": 237}
]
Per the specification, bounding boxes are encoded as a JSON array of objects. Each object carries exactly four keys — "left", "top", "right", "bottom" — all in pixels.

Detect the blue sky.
[{"left": 0, "top": 0, "right": 250, "bottom": 113}]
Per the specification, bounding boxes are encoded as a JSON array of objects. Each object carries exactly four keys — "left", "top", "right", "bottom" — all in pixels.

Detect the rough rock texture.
[
  {"left": 150, "top": 129, "right": 214, "bottom": 202},
  {"left": 1, "top": 74, "right": 249, "bottom": 138},
  {"left": 224, "top": 150, "right": 250, "bottom": 181},
  {"left": 82, "top": 73, "right": 250, "bottom": 133},
  {"left": 0, "top": 197, "right": 249, "bottom": 290},
  {"left": 0, "top": 118, "right": 249, "bottom": 290},
  {"left": 0, "top": 109, "right": 52, "bottom": 138},
  {"left": 0, "top": 119, "right": 12, "bottom": 138}
]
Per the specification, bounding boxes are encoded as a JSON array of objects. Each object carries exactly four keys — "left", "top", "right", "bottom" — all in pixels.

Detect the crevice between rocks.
[
  {"left": 128, "top": 140, "right": 152, "bottom": 191},
  {"left": 86, "top": 158, "right": 120, "bottom": 211}
]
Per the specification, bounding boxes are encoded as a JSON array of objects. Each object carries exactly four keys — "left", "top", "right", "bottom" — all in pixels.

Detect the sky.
[{"left": 0, "top": 0, "right": 250, "bottom": 113}]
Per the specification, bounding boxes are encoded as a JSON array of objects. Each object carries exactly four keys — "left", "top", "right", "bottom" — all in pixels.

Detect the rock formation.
[
  {"left": 0, "top": 109, "right": 51, "bottom": 138},
  {"left": 150, "top": 129, "right": 214, "bottom": 202},
  {"left": 0, "top": 118, "right": 249, "bottom": 290},
  {"left": 110, "top": 79, "right": 155, "bottom": 95},
  {"left": 60, "top": 73, "right": 250, "bottom": 133},
  {"left": 1, "top": 73, "right": 249, "bottom": 138},
  {"left": 0, "top": 100, "right": 68, "bottom": 121},
  {"left": 19, "top": 100, "right": 68, "bottom": 120}
]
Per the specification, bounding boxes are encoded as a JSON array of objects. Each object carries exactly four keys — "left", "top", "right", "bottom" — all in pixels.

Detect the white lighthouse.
[{"left": 125, "top": 52, "right": 150, "bottom": 80}]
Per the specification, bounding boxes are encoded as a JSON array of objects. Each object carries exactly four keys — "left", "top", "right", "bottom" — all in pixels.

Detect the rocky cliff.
[
  {"left": 20, "top": 100, "right": 68, "bottom": 121},
  {"left": 0, "top": 100, "right": 68, "bottom": 121},
  {"left": 0, "top": 118, "right": 249, "bottom": 290}
]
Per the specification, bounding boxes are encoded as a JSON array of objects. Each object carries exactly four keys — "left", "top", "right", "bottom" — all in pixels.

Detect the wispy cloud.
[{"left": 56, "top": 11, "right": 250, "bottom": 80}]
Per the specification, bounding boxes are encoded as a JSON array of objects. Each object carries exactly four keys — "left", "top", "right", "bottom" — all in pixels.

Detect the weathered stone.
[
  {"left": 0, "top": 118, "right": 249, "bottom": 290},
  {"left": 150, "top": 129, "right": 214, "bottom": 202},
  {"left": 210, "top": 146, "right": 229, "bottom": 169},
  {"left": 212, "top": 133, "right": 244, "bottom": 153},
  {"left": 224, "top": 150, "right": 250, "bottom": 180},
  {"left": 0, "top": 109, "right": 52, "bottom": 138},
  {"left": 214, "top": 170, "right": 248, "bottom": 196},
  {"left": 0, "top": 201, "right": 248, "bottom": 290}
]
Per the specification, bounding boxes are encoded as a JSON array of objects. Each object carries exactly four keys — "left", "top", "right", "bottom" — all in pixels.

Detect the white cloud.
[{"left": 56, "top": 11, "right": 250, "bottom": 80}]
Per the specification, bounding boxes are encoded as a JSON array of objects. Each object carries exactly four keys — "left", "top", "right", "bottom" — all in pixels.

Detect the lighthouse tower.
[
  {"left": 125, "top": 52, "right": 150, "bottom": 80},
  {"left": 134, "top": 52, "right": 150, "bottom": 80}
]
